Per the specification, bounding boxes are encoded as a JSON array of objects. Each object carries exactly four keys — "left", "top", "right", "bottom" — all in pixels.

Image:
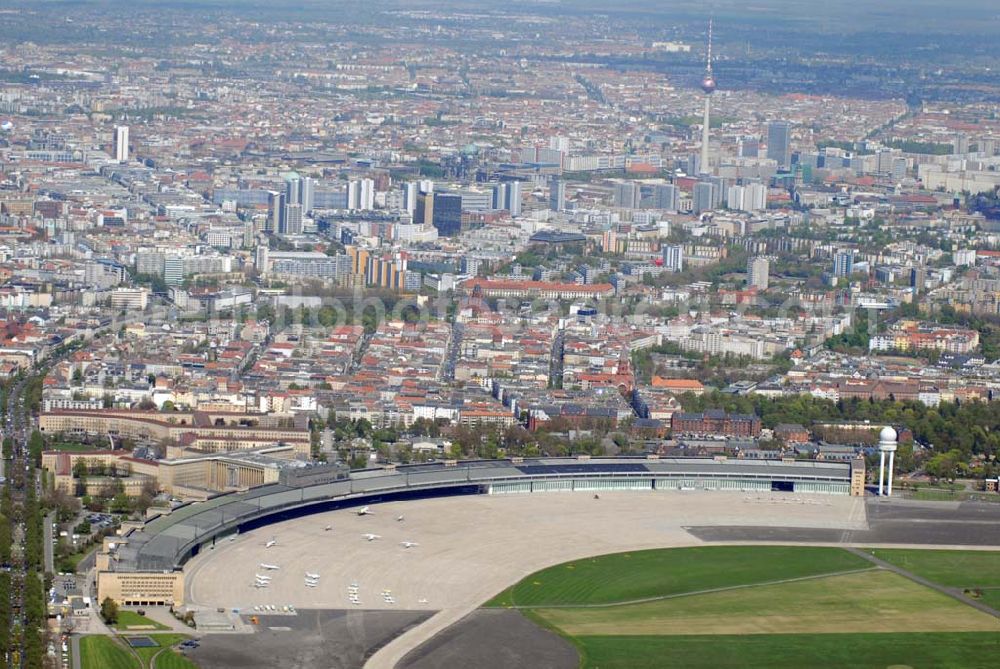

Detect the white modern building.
[{"left": 114, "top": 125, "right": 129, "bottom": 162}]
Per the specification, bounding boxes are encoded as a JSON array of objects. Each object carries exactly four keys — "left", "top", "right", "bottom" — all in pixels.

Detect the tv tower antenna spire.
[
  {"left": 706, "top": 18, "right": 713, "bottom": 74},
  {"left": 699, "top": 19, "right": 716, "bottom": 175}
]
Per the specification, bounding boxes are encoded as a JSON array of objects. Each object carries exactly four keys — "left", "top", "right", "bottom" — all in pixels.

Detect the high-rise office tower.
[
  {"left": 699, "top": 19, "right": 717, "bottom": 175},
  {"left": 492, "top": 182, "right": 523, "bottom": 216},
  {"left": 745, "top": 182, "right": 767, "bottom": 211},
  {"left": 267, "top": 191, "right": 285, "bottom": 233},
  {"left": 767, "top": 121, "right": 791, "bottom": 169},
  {"left": 346, "top": 179, "right": 374, "bottom": 211},
  {"left": 613, "top": 182, "right": 641, "bottom": 209},
  {"left": 693, "top": 181, "right": 715, "bottom": 214},
  {"left": 359, "top": 178, "right": 375, "bottom": 211},
  {"left": 708, "top": 176, "right": 726, "bottom": 209},
  {"left": 549, "top": 179, "right": 566, "bottom": 212},
  {"left": 114, "top": 125, "right": 129, "bottom": 162},
  {"left": 401, "top": 182, "right": 419, "bottom": 215},
  {"left": 654, "top": 184, "right": 679, "bottom": 211},
  {"left": 414, "top": 191, "right": 434, "bottom": 226},
  {"left": 747, "top": 256, "right": 770, "bottom": 290},
  {"left": 285, "top": 175, "right": 302, "bottom": 205},
  {"left": 431, "top": 193, "right": 463, "bottom": 236},
  {"left": 283, "top": 203, "right": 303, "bottom": 235},
  {"left": 346, "top": 181, "right": 359, "bottom": 210},
  {"left": 299, "top": 177, "right": 316, "bottom": 213},
  {"left": 506, "top": 181, "right": 522, "bottom": 216},
  {"left": 491, "top": 184, "right": 504, "bottom": 210},
  {"left": 727, "top": 185, "right": 746, "bottom": 211}
]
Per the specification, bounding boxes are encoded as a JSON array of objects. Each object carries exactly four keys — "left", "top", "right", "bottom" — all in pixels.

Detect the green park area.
[
  {"left": 80, "top": 636, "right": 135, "bottom": 669},
  {"left": 488, "top": 546, "right": 1000, "bottom": 668},
  {"left": 79, "top": 633, "right": 196, "bottom": 669}
]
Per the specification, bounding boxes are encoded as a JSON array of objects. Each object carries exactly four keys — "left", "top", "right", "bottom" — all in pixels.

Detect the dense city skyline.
[{"left": 1, "top": 2, "right": 999, "bottom": 669}]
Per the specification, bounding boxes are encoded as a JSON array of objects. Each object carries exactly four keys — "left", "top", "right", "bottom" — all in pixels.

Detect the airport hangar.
[{"left": 96, "top": 455, "right": 864, "bottom": 606}]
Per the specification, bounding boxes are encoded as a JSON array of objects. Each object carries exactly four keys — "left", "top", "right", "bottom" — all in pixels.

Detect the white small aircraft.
[
  {"left": 323, "top": 525, "right": 333, "bottom": 531},
  {"left": 417, "top": 598, "right": 428, "bottom": 604},
  {"left": 255, "top": 574, "right": 272, "bottom": 581},
  {"left": 253, "top": 582, "right": 269, "bottom": 589},
  {"left": 362, "top": 533, "right": 381, "bottom": 542},
  {"left": 356, "top": 506, "right": 373, "bottom": 516},
  {"left": 396, "top": 515, "right": 405, "bottom": 522},
  {"left": 305, "top": 572, "right": 320, "bottom": 580},
  {"left": 305, "top": 581, "right": 317, "bottom": 588},
  {"left": 400, "top": 541, "right": 419, "bottom": 549},
  {"left": 259, "top": 563, "right": 280, "bottom": 570},
  {"left": 265, "top": 538, "right": 277, "bottom": 548}
]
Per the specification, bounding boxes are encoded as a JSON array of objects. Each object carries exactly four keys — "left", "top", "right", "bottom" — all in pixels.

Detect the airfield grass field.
[
  {"left": 869, "top": 548, "right": 1000, "bottom": 615},
  {"left": 485, "top": 545, "right": 870, "bottom": 607},
  {"left": 575, "top": 632, "right": 1000, "bottom": 669},
  {"left": 487, "top": 546, "right": 1000, "bottom": 669},
  {"left": 867, "top": 548, "right": 1000, "bottom": 587},
  {"left": 531, "top": 570, "right": 997, "bottom": 635}
]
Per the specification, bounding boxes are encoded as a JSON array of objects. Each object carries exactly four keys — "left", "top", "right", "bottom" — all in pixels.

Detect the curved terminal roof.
[{"left": 111, "top": 456, "right": 853, "bottom": 572}]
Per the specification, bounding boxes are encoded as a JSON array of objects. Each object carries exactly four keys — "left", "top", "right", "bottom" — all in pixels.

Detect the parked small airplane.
[
  {"left": 362, "top": 533, "right": 381, "bottom": 542},
  {"left": 305, "top": 572, "right": 320, "bottom": 580},
  {"left": 259, "top": 563, "right": 280, "bottom": 570},
  {"left": 400, "top": 541, "right": 419, "bottom": 549},
  {"left": 265, "top": 538, "right": 277, "bottom": 548},
  {"left": 255, "top": 574, "right": 272, "bottom": 581},
  {"left": 356, "top": 506, "right": 373, "bottom": 516}
]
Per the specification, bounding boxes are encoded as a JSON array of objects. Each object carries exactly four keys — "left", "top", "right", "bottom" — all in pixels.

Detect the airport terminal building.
[{"left": 96, "top": 455, "right": 865, "bottom": 606}]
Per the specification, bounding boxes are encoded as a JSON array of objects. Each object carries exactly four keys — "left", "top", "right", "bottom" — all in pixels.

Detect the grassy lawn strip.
[
  {"left": 79, "top": 636, "right": 137, "bottom": 669},
  {"left": 533, "top": 570, "right": 1000, "bottom": 636},
  {"left": 575, "top": 631, "right": 1000, "bottom": 668},
  {"left": 132, "top": 634, "right": 191, "bottom": 668},
  {"left": 154, "top": 649, "right": 200, "bottom": 669},
  {"left": 115, "top": 610, "right": 170, "bottom": 631},
  {"left": 486, "top": 546, "right": 870, "bottom": 607},
  {"left": 977, "top": 589, "right": 1000, "bottom": 610},
  {"left": 867, "top": 548, "right": 1000, "bottom": 588}
]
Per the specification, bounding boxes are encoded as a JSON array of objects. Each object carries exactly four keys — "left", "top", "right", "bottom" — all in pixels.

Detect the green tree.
[
  {"left": 28, "top": 430, "right": 44, "bottom": 467},
  {"left": 111, "top": 492, "right": 131, "bottom": 514},
  {"left": 100, "top": 597, "right": 119, "bottom": 624}
]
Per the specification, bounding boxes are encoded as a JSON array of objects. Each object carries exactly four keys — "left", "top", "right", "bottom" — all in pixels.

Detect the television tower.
[{"left": 699, "top": 19, "right": 717, "bottom": 175}]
